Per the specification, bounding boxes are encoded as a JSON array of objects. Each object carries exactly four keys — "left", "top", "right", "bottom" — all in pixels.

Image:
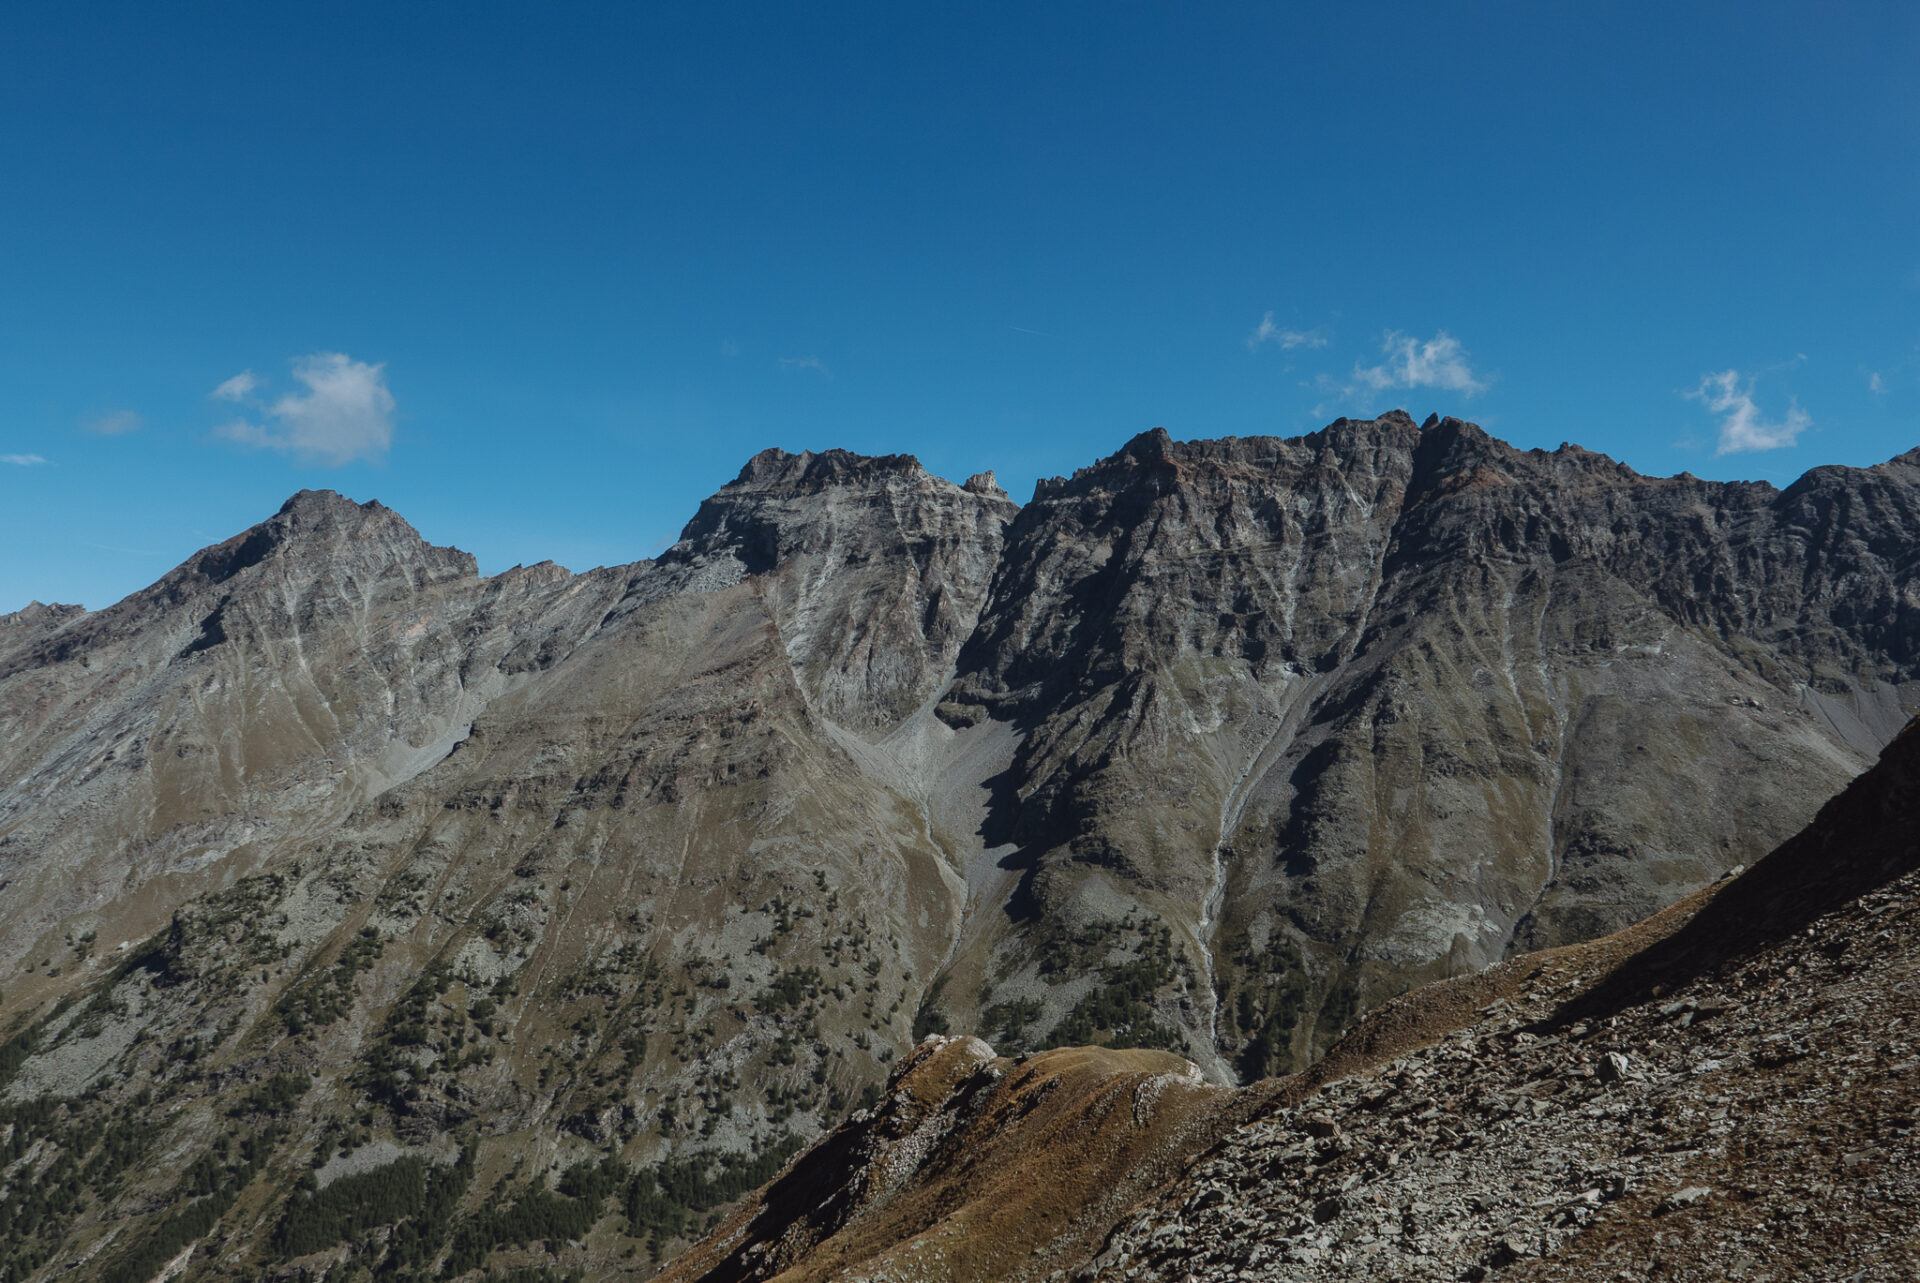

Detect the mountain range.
[{"left": 1, "top": 411, "right": 1916, "bottom": 1279}]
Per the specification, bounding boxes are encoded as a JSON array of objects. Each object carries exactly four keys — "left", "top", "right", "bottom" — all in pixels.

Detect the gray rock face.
[
  {"left": 0, "top": 417, "right": 1915, "bottom": 1278},
  {"left": 942, "top": 415, "right": 1919, "bottom": 1079},
  {"left": 0, "top": 490, "right": 627, "bottom": 969},
  {"left": 645, "top": 447, "right": 1018, "bottom": 730}
]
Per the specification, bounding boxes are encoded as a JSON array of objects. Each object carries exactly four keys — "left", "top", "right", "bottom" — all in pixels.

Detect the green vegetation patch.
[
  {"left": 910, "top": 977, "right": 950, "bottom": 1040},
  {"left": 98, "top": 1127, "right": 282, "bottom": 1283},
  {"left": 273, "top": 1149, "right": 472, "bottom": 1263},
  {"left": 274, "top": 925, "right": 386, "bottom": 1035},
  {"left": 980, "top": 997, "right": 1043, "bottom": 1048},
  {"left": 1224, "top": 932, "right": 1309, "bottom": 1080},
  {"left": 0, "top": 1087, "right": 165, "bottom": 1282},
  {"left": 625, "top": 1133, "right": 805, "bottom": 1261},
  {"left": 755, "top": 966, "right": 822, "bottom": 1014},
  {"left": 444, "top": 1156, "right": 623, "bottom": 1274},
  {"left": 1041, "top": 923, "right": 1185, "bottom": 1053},
  {"left": 230, "top": 1073, "right": 311, "bottom": 1119}
]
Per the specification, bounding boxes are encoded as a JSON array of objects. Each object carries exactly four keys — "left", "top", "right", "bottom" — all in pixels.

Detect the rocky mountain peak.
[
  {"left": 276, "top": 486, "right": 379, "bottom": 517},
  {"left": 0, "top": 491, "right": 475, "bottom": 683},
  {"left": 640, "top": 445, "right": 1020, "bottom": 730},
  {"left": 963, "top": 469, "right": 1008, "bottom": 498},
  {"left": 0, "top": 600, "right": 86, "bottom": 631},
  {"left": 665, "top": 448, "right": 1003, "bottom": 572},
  {"left": 728, "top": 445, "right": 929, "bottom": 492},
  {"left": 1283, "top": 410, "right": 1424, "bottom": 472},
  {"left": 176, "top": 488, "right": 475, "bottom": 589},
  {"left": 0, "top": 601, "right": 90, "bottom": 671},
  {"left": 1119, "top": 425, "right": 1176, "bottom": 461}
]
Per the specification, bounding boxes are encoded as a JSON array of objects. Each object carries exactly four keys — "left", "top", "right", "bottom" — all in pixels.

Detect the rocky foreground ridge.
[
  {"left": 0, "top": 415, "right": 1916, "bottom": 1279},
  {"left": 666, "top": 713, "right": 1920, "bottom": 1282}
]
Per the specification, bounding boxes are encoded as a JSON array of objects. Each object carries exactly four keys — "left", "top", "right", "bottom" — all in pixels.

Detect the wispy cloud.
[
  {"left": 1350, "top": 330, "right": 1486, "bottom": 395},
  {"left": 720, "top": 339, "right": 741, "bottom": 358},
  {"left": 83, "top": 409, "right": 143, "bottom": 436},
  {"left": 2, "top": 453, "right": 48, "bottom": 466},
  {"left": 213, "top": 352, "right": 395, "bottom": 466},
  {"left": 779, "top": 355, "right": 830, "bottom": 375},
  {"left": 1870, "top": 372, "right": 1886, "bottom": 395},
  {"left": 213, "top": 370, "right": 259, "bottom": 402},
  {"left": 1688, "top": 369, "right": 1808, "bottom": 454},
  {"left": 1246, "top": 311, "right": 1327, "bottom": 351}
]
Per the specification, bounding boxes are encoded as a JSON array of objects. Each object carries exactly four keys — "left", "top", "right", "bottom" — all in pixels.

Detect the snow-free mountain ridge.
[{"left": 1, "top": 413, "right": 1916, "bottom": 1279}]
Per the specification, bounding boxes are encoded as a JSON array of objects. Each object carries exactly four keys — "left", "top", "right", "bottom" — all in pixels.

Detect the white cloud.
[
  {"left": 213, "top": 370, "right": 259, "bottom": 402},
  {"left": 720, "top": 339, "right": 741, "bottom": 358},
  {"left": 213, "top": 353, "right": 395, "bottom": 466},
  {"left": 1689, "top": 369, "right": 1809, "bottom": 454},
  {"left": 2, "top": 453, "right": 48, "bottom": 466},
  {"left": 1870, "top": 372, "right": 1886, "bottom": 394},
  {"left": 1351, "top": 331, "right": 1486, "bottom": 395},
  {"left": 84, "top": 409, "right": 143, "bottom": 436},
  {"left": 779, "top": 355, "right": 830, "bottom": 374},
  {"left": 1247, "top": 312, "right": 1327, "bottom": 351}
]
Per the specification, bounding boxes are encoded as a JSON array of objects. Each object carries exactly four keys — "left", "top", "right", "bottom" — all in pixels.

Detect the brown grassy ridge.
[{"left": 653, "top": 1038, "right": 1246, "bottom": 1283}]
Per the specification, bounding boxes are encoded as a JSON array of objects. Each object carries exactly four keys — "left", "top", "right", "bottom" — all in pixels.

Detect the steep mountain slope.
[
  {"left": 938, "top": 416, "right": 1917, "bottom": 1078},
  {"left": 1084, "top": 711, "right": 1920, "bottom": 1282},
  {"left": 0, "top": 417, "right": 1915, "bottom": 1280},
  {"left": 672, "top": 713, "right": 1920, "bottom": 1283},
  {"left": 0, "top": 489, "right": 625, "bottom": 970},
  {"left": 0, "top": 454, "right": 1017, "bottom": 1281}
]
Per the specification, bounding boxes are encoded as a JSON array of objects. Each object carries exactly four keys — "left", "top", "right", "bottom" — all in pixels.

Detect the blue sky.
[{"left": 3, "top": 3, "right": 1916, "bottom": 612}]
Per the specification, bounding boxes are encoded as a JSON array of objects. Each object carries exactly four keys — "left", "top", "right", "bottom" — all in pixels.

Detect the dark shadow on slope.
[
  {"left": 1544, "top": 715, "right": 1920, "bottom": 1030},
  {"left": 996, "top": 845, "right": 1044, "bottom": 927},
  {"left": 953, "top": 751, "right": 1046, "bottom": 928},
  {"left": 175, "top": 597, "right": 232, "bottom": 659}
]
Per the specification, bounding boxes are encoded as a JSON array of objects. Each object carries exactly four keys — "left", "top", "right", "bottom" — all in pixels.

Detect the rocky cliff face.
[
  {"left": 0, "top": 419, "right": 1915, "bottom": 1281},
  {"left": 0, "top": 490, "right": 617, "bottom": 966},
  {"left": 640, "top": 449, "right": 1018, "bottom": 732},
  {"left": 0, "top": 452, "right": 1017, "bottom": 1281},
  {"left": 940, "top": 416, "right": 1916, "bottom": 1082}
]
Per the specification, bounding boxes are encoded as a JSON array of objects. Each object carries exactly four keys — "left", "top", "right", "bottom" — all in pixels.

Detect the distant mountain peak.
[
  {"left": 729, "top": 445, "right": 931, "bottom": 491},
  {"left": 275, "top": 487, "right": 382, "bottom": 517},
  {"left": 963, "top": 469, "right": 1007, "bottom": 498},
  {"left": 181, "top": 487, "right": 470, "bottom": 587}
]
